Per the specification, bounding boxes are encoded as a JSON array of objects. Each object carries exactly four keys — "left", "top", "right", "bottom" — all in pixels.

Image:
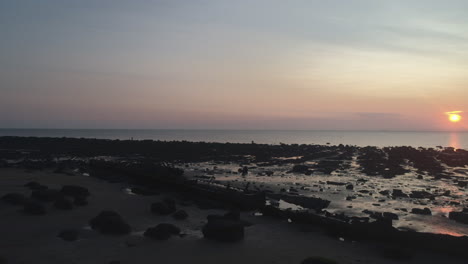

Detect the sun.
[
  {"left": 449, "top": 114, "right": 461, "bottom": 122},
  {"left": 446, "top": 111, "right": 462, "bottom": 123}
]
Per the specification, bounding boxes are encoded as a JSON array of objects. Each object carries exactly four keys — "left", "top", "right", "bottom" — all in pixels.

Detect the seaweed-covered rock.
[
  {"left": 411, "top": 208, "right": 432, "bottom": 215},
  {"left": 172, "top": 210, "right": 188, "bottom": 220},
  {"left": 31, "top": 189, "right": 62, "bottom": 202},
  {"left": 54, "top": 197, "right": 73, "bottom": 210},
  {"left": 73, "top": 196, "right": 88, "bottom": 206},
  {"left": 24, "top": 200, "right": 46, "bottom": 215},
  {"left": 301, "top": 256, "right": 338, "bottom": 264},
  {"left": 449, "top": 211, "right": 468, "bottom": 224},
  {"left": 89, "top": 211, "right": 131, "bottom": 235},
  {"left": 202, "top": 214, "right": 244, "bottom": 242},
  {"left": 1, "top": 193, "right": 27, "bottom": 205},
  {"left": 58, "top": 229, "right": 79, "bottom": 241},
  {"left": 61, "top": 185, "right": 90, "bottom": 198},
  {"left": 144, "top": 223, "right": 180, "bottom": 240},
  {"left": 151, "top": 199, "right": 176, "bottom": 215}
]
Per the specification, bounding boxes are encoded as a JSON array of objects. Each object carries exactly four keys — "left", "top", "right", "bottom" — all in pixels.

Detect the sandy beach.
[{"left": 0, "top": 167, "right": 466, "bottom": 264}]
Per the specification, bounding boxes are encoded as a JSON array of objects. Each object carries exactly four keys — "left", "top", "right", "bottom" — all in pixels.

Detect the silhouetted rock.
[
  {"left": 24, "top": 200, "right": 46, "bottom": 215},
  {"left": 449, "top": 211, "right": 468, "bottom": 224},
  {"left": 392, "top": 189, "right": 408, "bottom": 198},
  {"left": 144, "top": 223, "right": 180, "bottom": 240},
  {"left": 151, "top": 199, "right": 176, "bottom": 215},
  {"left": 411, "top": 208, "right": 432, "bottom": 215},
  {"left": 301, "top": 256, "right": 338, "bottom": 264},
  {"left": 58, "top": 229, "right": 79, "bottom": 241},
  {"left": 172, "top": 210, "right": 188, "bottom": 220},
  {"left": 61, "top": 185, "right": 90, "bottom": 198},
  {"left": 54, "top": 197, "right": 73, "bottom": 210},
  {"left": 130, "top": 187, "right": 159, "bottom": 196},
  {"left": 202, "top": 214, "right": 244, "bottom": 242},
  {"left": 24, "top": 181, "right": 43, "bottom": 190},
  {"left": 73, "top": 196, "right": 88, "bottom": 206},
  {"left": 345, "top": 184, "right": 354, "bottom": 190},
  {"left": 89, "top": 211, "right": 131, "bottom": 235},
  {"left": 31, "top": 189, "right": 62, "bottom": 202},
  {"left": 1, "top": 193, "right": 27, "bottom": 205}
]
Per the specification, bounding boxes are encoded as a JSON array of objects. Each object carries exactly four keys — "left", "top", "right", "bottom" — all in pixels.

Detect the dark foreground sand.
[{"left": 0, "top": 168, "right": 465, "bottom": 264}]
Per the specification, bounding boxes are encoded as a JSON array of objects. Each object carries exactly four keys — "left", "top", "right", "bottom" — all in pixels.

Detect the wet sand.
[{"left": 0, "top": 168, "right": 466, "bottom": 264}]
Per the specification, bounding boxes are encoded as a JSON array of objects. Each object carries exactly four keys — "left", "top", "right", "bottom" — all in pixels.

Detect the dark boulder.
[
  {"left": 345, "top": 184, "right": 354, "bottom": 190},
  {"left": 392, "top": 189, "right": 408, "bottom": 198},
  {"left": 73, "top": 196, "right": 88, "bottom": 206},
  {"left": 24, "top": 200, "right": 46, "bottom": 215},
  {"left": 151, "top": 199, "right": 176, "bottom": 215},
  {"left": 409, "top": 191, "right": 434, "bottom": 199},
  {"left": 130, "top": 187, "right": 159, "bottom": 196},
  {"left": 89, "top": 211, "right": 131, "bottom": 235},
  {"left": 24, "top": 181, "right": 48, "bottom": 190},
  {"left": 301, "top": 256, "right": 338, "bottom": 264},
  {"left": 291, "top": 165, "right": 311, "bottom": 174},
  {"left": 383, "top": 212, "right": 399, "bottom": 220},
  {"left": 202, "top": 214, "right": 244, "bottom": 242},
  {"left": 31, "top": 189, "right": 62, "bottom": 202},
  {"left": 449, "top": 211, "right": 468, "bottom": 224},
  {"left": 61, "top": 185, "right": 90, "bottom": 198},
  {"left": 2, "top": 193, "right": 27, "bottom": 205},
  {"left": 58, "top": 229, "right": 79, "bottom": 241},
  {"left": 411, "top": 208, "right": 432, "bottom": 215},
  {"left": 54, "top": 197, "right": 73, "bottom": 210},
  {"left": 144, "top": 223, "right": 180, "bottom": 240},
  {"left": 172, "top": 210, "right": 188, "bottom": 220}
]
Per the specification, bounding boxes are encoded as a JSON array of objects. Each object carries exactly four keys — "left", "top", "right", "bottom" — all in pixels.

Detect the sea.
[{"left": 0, "top": 129, "right": 466, "bottom": 149}]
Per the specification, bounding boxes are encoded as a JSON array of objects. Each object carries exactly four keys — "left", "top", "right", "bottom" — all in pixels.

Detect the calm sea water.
[{"left": 0, "top": 129, "right": 467, "bottom": 149}]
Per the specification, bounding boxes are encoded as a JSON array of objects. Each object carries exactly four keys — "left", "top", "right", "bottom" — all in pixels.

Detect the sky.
[{"left": 1, "top": 0, "right": 468, "bottom": 130}]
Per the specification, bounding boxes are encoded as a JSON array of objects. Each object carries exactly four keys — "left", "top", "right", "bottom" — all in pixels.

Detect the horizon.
[{"left": 2, "top": 1, "right": 468, "bottom": 130}]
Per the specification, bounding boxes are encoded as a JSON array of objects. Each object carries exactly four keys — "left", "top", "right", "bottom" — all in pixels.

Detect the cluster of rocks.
[{"left": 1, "top": 182, "right": 90, "bottom": 215}]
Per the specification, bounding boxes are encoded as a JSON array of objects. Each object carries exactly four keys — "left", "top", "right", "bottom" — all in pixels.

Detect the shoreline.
[{"left": 1, "top": 137, "right": 467, "bottom": 263}]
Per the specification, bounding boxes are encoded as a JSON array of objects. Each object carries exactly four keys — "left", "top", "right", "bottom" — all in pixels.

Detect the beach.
[
  {"left": 0, "top": 137, "right": 467, "bottom": 264},
  {"left": 0, "top": 168, "right": 466, "bottom": 264}
]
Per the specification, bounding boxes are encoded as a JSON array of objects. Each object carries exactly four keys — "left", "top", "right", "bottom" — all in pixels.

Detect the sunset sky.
[{"left": 1, "top": 0, "right": 468, "bottom": 130}]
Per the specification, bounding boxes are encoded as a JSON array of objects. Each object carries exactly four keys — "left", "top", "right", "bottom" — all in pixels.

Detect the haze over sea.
[{"left": 1, "top": 129, "right": 466, "bottom": 149}]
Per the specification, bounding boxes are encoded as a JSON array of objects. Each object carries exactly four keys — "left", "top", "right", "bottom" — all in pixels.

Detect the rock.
[
  {"left": 89, "top": 211, "right": 131, "bottom": 235},
  {"left": 130, "top": 187, "right": 159, "bottom": 196},
  {"left": 379, "top": 190, "right": 390, "bottom": 195},
  {"left": 411, "top": 208, "right": 432, "bottom": 215},
  {"left": 172, "top": 210, "right": 188, "bottom": 220},
  {"left": 202, "top": 215, "right": 244, "bottom": 242},
  {"left": 151, "top": 200, "right": 176, "bottom": 215},
  {"left": 301, "top": 256, "right": 338, "bottom": 264},
  {"left": 326, "top": 181, "right": 346, "bottom": 186},
  {"left": 31, "top": 189, "right": 62, "bottom": 202},
  {"left": 291, "top": 165, "right": 311, "bottom": 174},
  {"left": 448, "top": 211, "right": 468, "bottom": 224},
  {"left": 24, "top": 181, "right": 42, "bottom": 189},
  {"left": 58, "top": 229, "right": 79, "bottom": 241},
  {"left": 409, "top": 190, "right": 434, "bottom": 199},
  {"left": 61, "top": 185, "right": 90, "bottom": 198},
  {"left": 383, "top": 212, "right": 399, "bottom": 220},
  {"left": 1, "top": 193, "right": 27, "bottom": 205},
  {"left": 392, "top": 189, "right": 408, "bottom": 198},
  {"left": 54, "top": 197, "right": 73, "bottom": 210},
  {"left": 144, "top": 223, "right": 180, "bottom": 240},
  {"left": 73, "top": 196, "right": 88, "bottom": 206},
  {"left": 24, "top": 200, "right": 46, "bottom": 215},
  {"left": 345, "top": 184, "right": 354, "bottom": 190}
]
